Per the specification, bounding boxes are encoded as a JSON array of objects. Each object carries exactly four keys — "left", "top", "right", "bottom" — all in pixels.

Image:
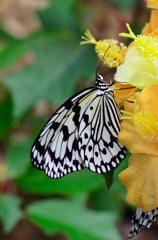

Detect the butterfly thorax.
[{"left": 96, "top": 74, "right": 113, "bottom": 94}]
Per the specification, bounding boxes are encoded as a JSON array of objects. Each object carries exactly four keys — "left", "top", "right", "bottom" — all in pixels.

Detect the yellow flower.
[
  {"left": 115, "top": 45, "right": 158, "bottom": 88},
  {"left": 120, "top": 23, "right": 158, "bottom": 61},
  {"left": 115, "top": 24, "right": 158, "bottom": 88},
  {"left": 118, "top": 84, "right": 158, "bottom": 211},
  {"left": 81, "top": 30, "right": 126, "bottom": 68}
]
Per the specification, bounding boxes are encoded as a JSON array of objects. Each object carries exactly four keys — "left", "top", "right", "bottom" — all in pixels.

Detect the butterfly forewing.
[{"left": 31, "top": 88, "right": 94, "bottom": 171}]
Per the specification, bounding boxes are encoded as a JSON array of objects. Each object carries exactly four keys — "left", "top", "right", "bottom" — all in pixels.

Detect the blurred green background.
[{"left": 0, "top": 0, "right": 155, "bottom": 239}]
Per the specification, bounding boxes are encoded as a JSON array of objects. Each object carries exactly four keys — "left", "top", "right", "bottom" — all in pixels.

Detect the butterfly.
[
  {"left": 128, "top": 207, "right": 158, "bottom": 238},
  {"left": 30, "top": 73, "right": 126, "bottom": 179}
]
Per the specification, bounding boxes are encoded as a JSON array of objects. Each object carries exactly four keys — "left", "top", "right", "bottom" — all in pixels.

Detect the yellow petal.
[
  {"left": 119, "top": 118, "right": 158, "bottom": 155},
  {"left": 119, "top": 153, "right": 158, "bottom": 211},
  {"left": 115, "top": 55, "right": 156, "bottom": 87},
  {"left": 128, "top": 71, "right": 158, "bottom": 89},
  {"left": 133, "top": 111, "right": 158, "bottom": 142},
  {"left": 146, "top": 0, "right": 158, "bottom": 9},
  {"left": 135, "top": 84, "right": 158, "bottom": 113},
  {"left": 80, "top": 30, "right": 97, "bottom": 45}
]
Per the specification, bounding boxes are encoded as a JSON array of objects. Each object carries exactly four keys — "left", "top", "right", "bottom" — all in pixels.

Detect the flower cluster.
[
  {"left": 80, "top": 29, "right": 127, "bottom": 68},
  {"left": 81, "top": 0, "right": 158, "bottom": 234},
  {"left": 117, "top": 15, "right": 158, "bottom": 212}
]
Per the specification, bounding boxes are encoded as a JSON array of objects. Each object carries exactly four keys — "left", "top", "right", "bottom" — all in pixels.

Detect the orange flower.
[
  {"left": 146, "top": 0, "right": 158, "bottom": 9},
  {"left": 119, "top": 84, "right": 158, "bottom": 153},
  {"left": 142, "top": 10, "right": 158, "bottom": 36},
  {"left": 118, "top": 84, "right": 158, "bottom": 211},
  {"left": 143, "top": 0, "right": 158, "bottom": 37},
  {"left": 119, "top": 154, "right": 158, "bottom": 211},
  {"left": 111, "top": 83, "right": 137, "bottom": 108}
]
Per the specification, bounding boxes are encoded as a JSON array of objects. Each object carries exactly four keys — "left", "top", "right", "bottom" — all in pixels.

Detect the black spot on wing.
[
  {"left": 72, "top": 105, "right": 81, "bottom": 126},
  {"left": 62, "top": 125, "right": 69, "bottom": 141},
  {"left": 83, "top": 114, "right": 89, "bottom": 124}
]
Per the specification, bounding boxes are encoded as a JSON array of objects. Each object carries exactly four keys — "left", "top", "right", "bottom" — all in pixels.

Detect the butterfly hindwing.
[{"left": 78, "top": 90, "right": 126, "bottom": 173}]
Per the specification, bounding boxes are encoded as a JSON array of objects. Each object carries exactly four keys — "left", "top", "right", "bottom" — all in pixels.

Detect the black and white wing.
[
  {"left": 31, "top": 82, "right": 126, "bottom": 179},
  {"left": 128, "top": 207, "right": 158, "bottom": 238},
  {"left": 31, "top": 87, "right": 95, "bottom": 177},
  {"left": 78, "top": 90, "right": 126, "bottom": 173}
]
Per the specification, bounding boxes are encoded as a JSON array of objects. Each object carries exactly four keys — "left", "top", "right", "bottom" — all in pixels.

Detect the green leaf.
[
  {"left": 6, "top": 138, "right": 32, "bottom": 179},
  {"left": 26, "top": 199, "right": 121, "bottom": 240},
  {"left": 90, "top": 152, "right": 130, "bottom": 213},
  {"left": 4, "top": 34, "right": 97, "bottom": 119},
  {"left": 90, "top": 187, "right": 123, "bottom": 212},
  {"left": 0, "top": 27, "right": 15, "bottom": 42},
  {"left": 38, "top": 0, "right": 80, "bottom": 33},
  {"left": 0, "top": 40, "right": 28, "bottom": 70},
  {"left": 0, "top": 31, "right": 71, "bottom": 70},
  {"left": 0, "top": 194, "right": 23, "bottom": 233},
  {"left": 0, "top": 84, "right": 13, "bottom": 138},
  {"left": 16, "top": 168, "right": 104, "bottom": 196},
  {"left": 102, "top": 171, "right": 114, "bottom": 190}
]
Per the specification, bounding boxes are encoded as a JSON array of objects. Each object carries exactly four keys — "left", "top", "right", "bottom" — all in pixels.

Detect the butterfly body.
[{"left": 31, "top": 74, "right": 126, "bottom": 178}]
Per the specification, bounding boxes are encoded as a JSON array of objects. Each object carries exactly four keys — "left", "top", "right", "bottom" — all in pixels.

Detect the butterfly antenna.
[{"left": 96, "top": 46, "right": 111, "bottom": 76}]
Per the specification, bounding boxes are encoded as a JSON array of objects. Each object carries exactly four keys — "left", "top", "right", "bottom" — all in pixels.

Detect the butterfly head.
[{"left": 96, "top": 74, "right": 113, "bottom": 90}]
